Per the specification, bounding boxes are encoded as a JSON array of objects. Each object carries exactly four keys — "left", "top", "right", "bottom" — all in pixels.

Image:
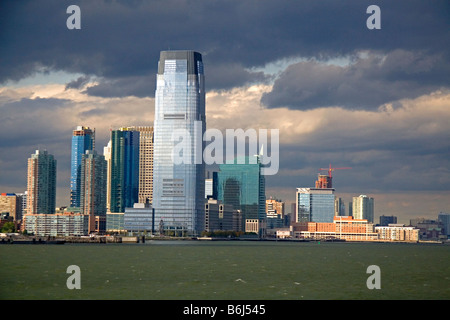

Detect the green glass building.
[
  {"left": 217, "top": 156, "right": 265, "bottom": 234},
  {"left": 110, "top": 128, "right": 140, "bottom": 213}
]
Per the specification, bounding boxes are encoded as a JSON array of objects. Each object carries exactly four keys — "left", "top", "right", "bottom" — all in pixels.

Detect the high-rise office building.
[
  {"left": 152, "top": 50, "right": 206, "bottom": 235},
  {"left": 80, "top": 150, "right": 107, "bottom": 215},
  {"left": 103, "top": 140, "right": 112, "bottom": 212},
  {"left": 27, "top": 150, "right": 57, "bottom": 215},
  {"left": 70, "top": 126, "right": 95, "bottom": 208},
  {"left": 134, "top": 126, "right": 154, "bottom": 204},
  {"left": 217, "top": 156, "right": 266, "bottom": 234},
  {"left": 110, "top": 128, "right": 140, "bottom": 213},
  {"left": 296, "top": 188, "right": 336, "bottom": 223},
  {"left": 352, "top": 195, "right": 374, "bottom": 223}
]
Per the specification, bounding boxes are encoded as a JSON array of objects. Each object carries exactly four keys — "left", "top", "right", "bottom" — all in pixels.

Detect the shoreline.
[{"left": 1, "top": 234, "right": 447, "bottom": 245}]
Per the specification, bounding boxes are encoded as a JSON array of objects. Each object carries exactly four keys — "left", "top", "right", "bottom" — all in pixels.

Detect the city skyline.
[{"left": 1, "top": 1, "right": 449, "bottom": 225}]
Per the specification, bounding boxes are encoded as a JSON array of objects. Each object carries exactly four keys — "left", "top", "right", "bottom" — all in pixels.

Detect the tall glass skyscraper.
[
  {"left": 70, "top": 126, "right": 95, "bottom": 208},
  {"left": 110, "top": 128, "right": 140, "bottom": 213},
  {"left": 217, "top": 156, "right": 266, "bottom": 234},
  {"left": 153, "top": 50, "right": 205, "bottom": 235}
]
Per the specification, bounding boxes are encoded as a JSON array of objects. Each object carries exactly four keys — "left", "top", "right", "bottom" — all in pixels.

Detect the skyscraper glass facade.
[
  {"left": 296, "top": 188, "right": 335, "bottom": 223},
  {"left": 217, "top": 157, "right": 266, "bottom": 231},
  {"left": 70, "top": 126, "right": 95, "bottom": 208},
  {"left": 153, "top": 50, "right": 205, "bottom": 235},
  {"left": 352, "top": 195, "right": 374, "bottom": 223},
  {"left": 110, "top": 128, "right": 140, "bottom": 213}
]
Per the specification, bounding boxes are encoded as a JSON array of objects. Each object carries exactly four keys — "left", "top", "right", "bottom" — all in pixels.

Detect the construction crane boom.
[{"left": 319, "top": 163, "right": 352, "bottom": 178}]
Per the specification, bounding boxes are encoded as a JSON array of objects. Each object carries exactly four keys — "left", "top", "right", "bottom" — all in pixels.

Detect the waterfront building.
[
  {"left": 375, "top": 224, "right": 419, "bottom": 242},
  {"left": 352, "top": 195, "right": 374, "bottom": 223},
  {"left": 27, "top": 150, "right": 57, "bottom": 215},
  {"left": 124, "top": 202, "right": 154, "bottom": 234},
  {"left": 80, "top": 150, "right": 107, "bottom": 215},
  {"left": 217, "top": 156, "right": 266, "bottom": 234},
  {"left": 204, "top": 199, "right": 234, "bottom": 232},
  {"left": 0, "top": 193, "right": 21, "bottom": 221},
  {"left": 110, "top": 128, "right": 140, "bottom": 213},
  {"left": 296, "top": 188, "right": 335, "bottom": 223},
  {"left": 106, "top": 212, "right": 125, "bottom": 233},
  {"left": 410, "top": 218, "right": 444, "bottom": 240},
  {"left": 70, "top": 126, "right": 95, "bottom": 208},
  {"left": 152, "top": 50, "right": 206, "bottom": 235},
  {"left": 292, "top": 216, "right": 378, "bottom": 241},
  {"left": 22, "top": 212, "right": 90, "bottom": 236}
]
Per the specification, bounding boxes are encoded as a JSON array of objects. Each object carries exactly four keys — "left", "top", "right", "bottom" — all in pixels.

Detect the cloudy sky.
[{"left": 1, "top": 0, "right": 449, "bottom": 224}]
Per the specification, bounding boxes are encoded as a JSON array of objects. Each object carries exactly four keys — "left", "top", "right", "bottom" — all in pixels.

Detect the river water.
[{"left": 1, "top": 241, "right": 449, "bottom": 300}]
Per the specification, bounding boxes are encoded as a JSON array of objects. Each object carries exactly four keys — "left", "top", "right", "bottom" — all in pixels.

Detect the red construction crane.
[{"left": 319, "top": 163, "right": 352, "bottom": 179}]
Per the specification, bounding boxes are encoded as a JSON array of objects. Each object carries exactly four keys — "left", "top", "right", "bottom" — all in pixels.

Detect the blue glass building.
[
  {"left": 110, "top": 128, "right": 140, "bottom": 213},
  {"left": 70, "top": 126, "right": 95, "bottom": 208},
  {"left": 296, "top": 188, "right": 336, "bottom": 223},
  {"left": 217, "top": 156, "right": 266, "bottom": 233},
  {"left": 153, "top": 50, "right": 205, "bottom": 235}
]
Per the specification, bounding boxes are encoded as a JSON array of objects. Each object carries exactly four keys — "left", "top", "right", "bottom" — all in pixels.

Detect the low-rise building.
[
  {"left": 292, "top": 216, "right": 379, "bottom": 241},
  {"left": 375, "top": 224, "right": 419, "bottom": 242},
  {"left": 124, "top": 203, "right": 153, "bottom": 234},
  {"left": 106, "top": 212, "right": 125, "bottom": 233},
  {"left": 22, "top": 212, "right": 90, "bottom": 236}
]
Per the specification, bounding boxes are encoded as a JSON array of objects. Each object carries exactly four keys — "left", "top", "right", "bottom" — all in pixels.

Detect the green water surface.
[{"left": 1, "top": 241, "right": 449, "bottom": 300}]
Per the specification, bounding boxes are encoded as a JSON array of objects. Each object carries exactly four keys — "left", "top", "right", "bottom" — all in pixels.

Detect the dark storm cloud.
[
  {"left": 0, "top": 97, "right": 72, "bottom": 147},
  {"left": 65, "top": 76, "right": 91, "bottom": 90},
  {"left": 261, "top": 50, "right": 450, "bottom": 110},
  {"left": 84, "top": 64, "right": 269, "bottom": 98},
  {"left": 83, "top": 75, "right": 155, "bottom": 98},
  {"left": 1, "top": 0, "right": 449, "bottom": 97}
]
